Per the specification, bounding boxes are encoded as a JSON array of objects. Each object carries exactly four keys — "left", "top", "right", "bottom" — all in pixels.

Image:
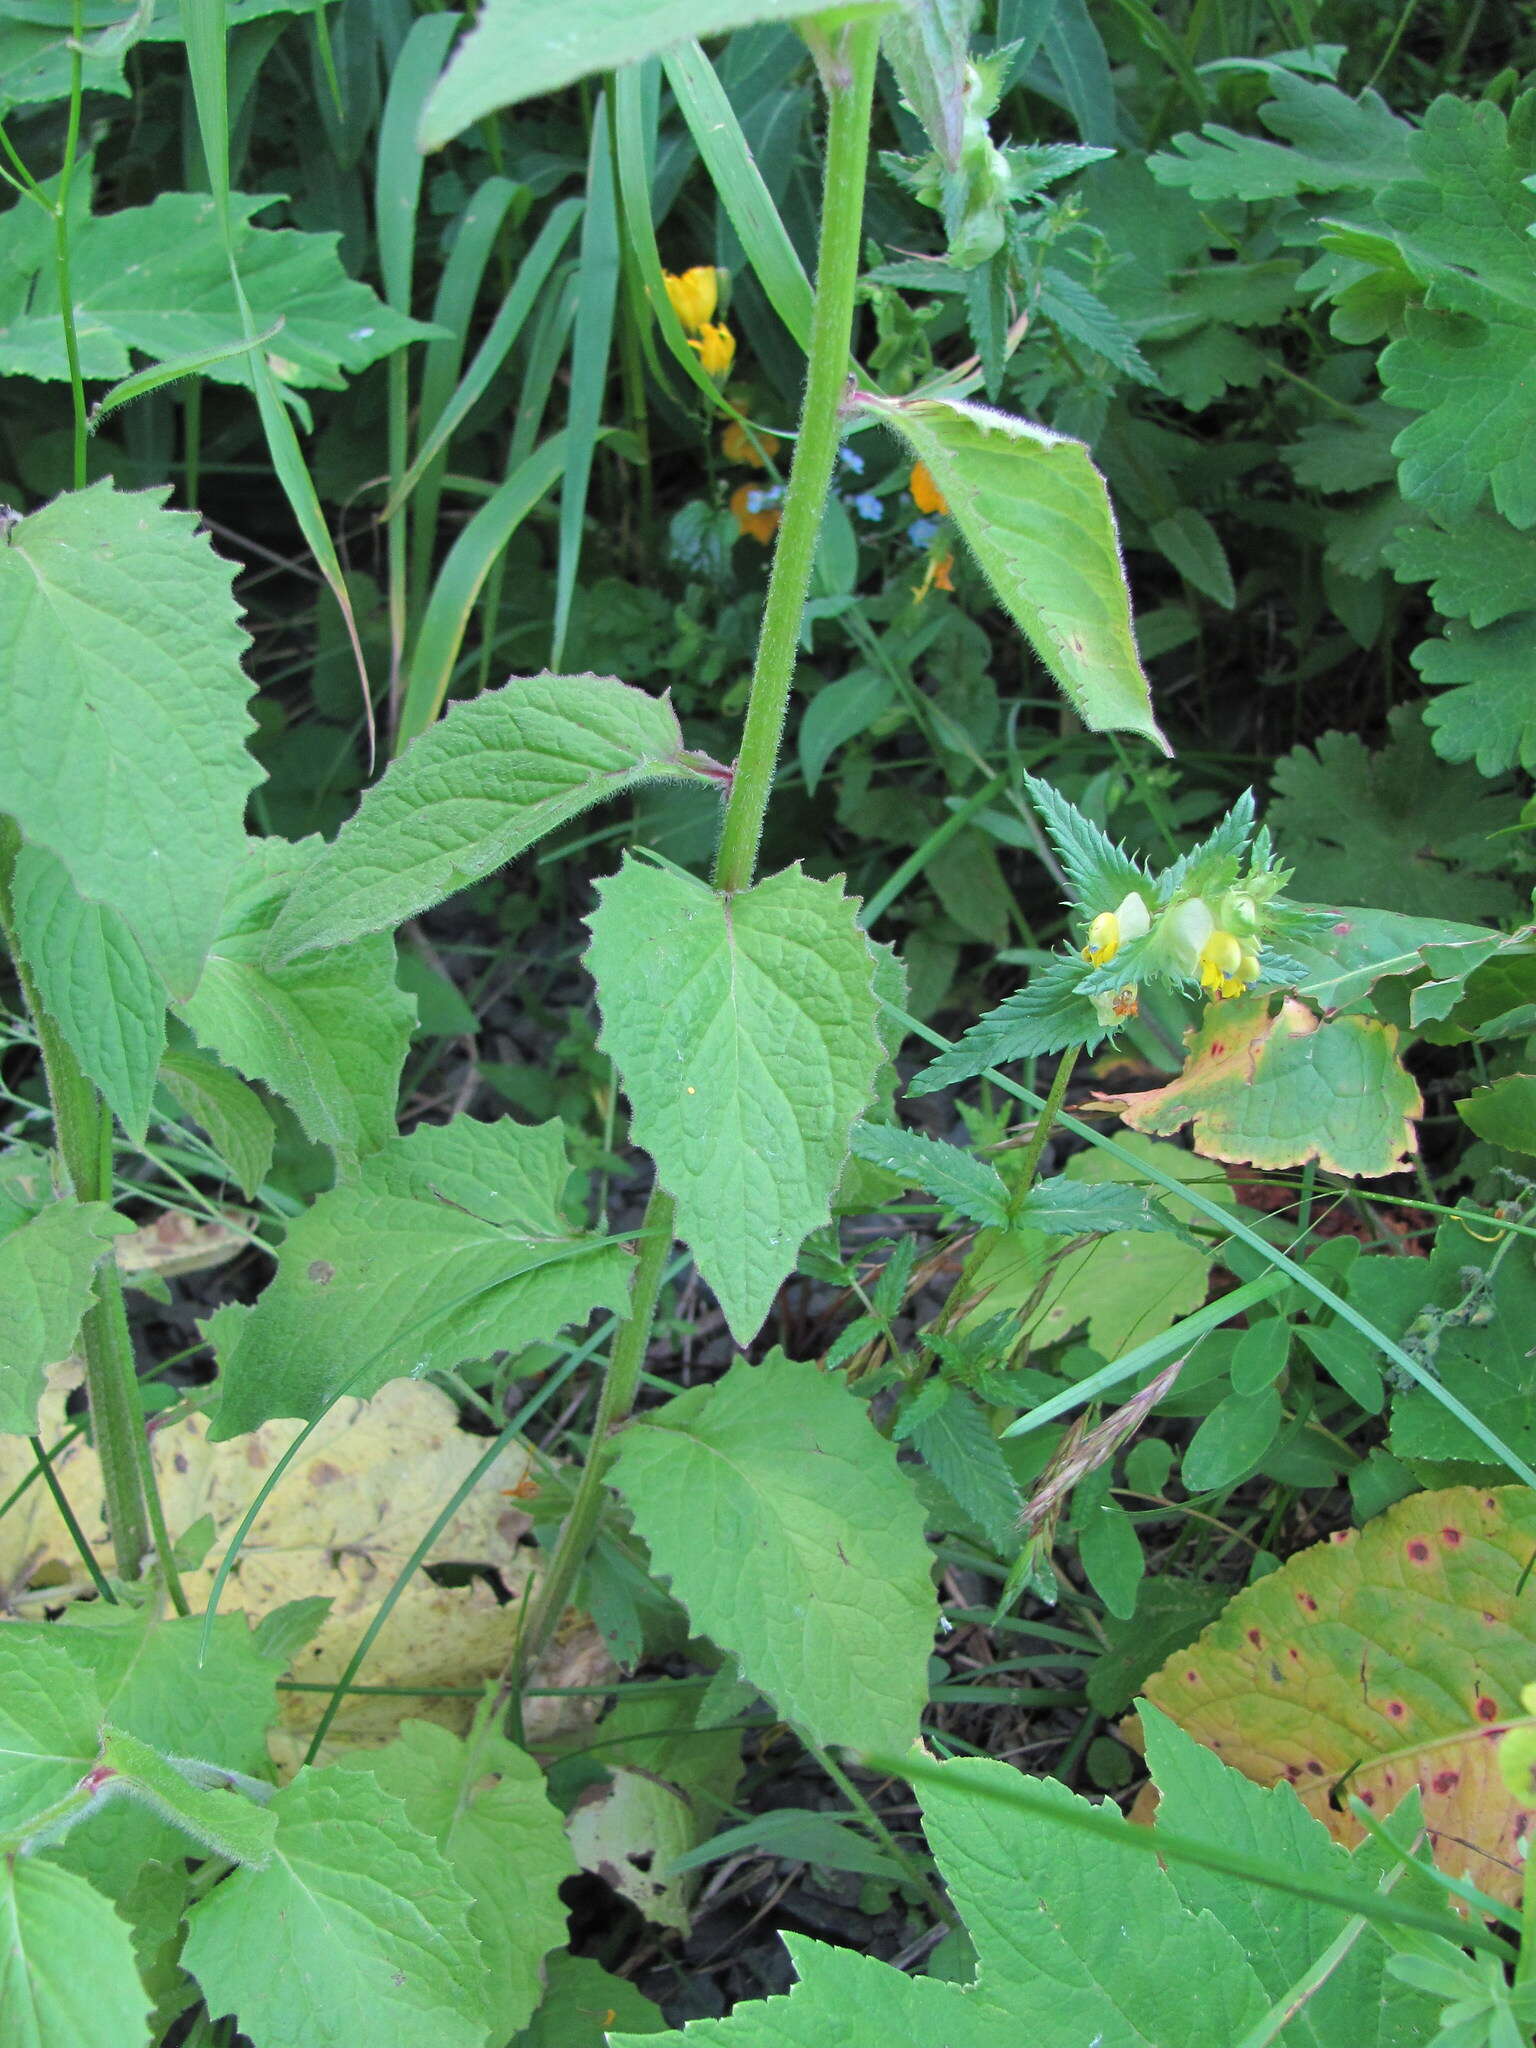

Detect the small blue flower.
[
  {"left": 907, "top": 517, "right": 939, "bottom": 548},
  {"left": 746, "top": 485, "right": 784, "bottom": 515},
  {"left": 852, "top": 491, "right": 883, "bottom": 522},
  {"left": 838, "top": 445, "right": 866, "bottom": 475}
]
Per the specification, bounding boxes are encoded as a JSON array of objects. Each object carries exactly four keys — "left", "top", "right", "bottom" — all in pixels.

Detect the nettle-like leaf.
[
  {"left": 8, "top": 841, "right": 166, "bottom": 1143},
  {"left": 1137, "top": 1705, "right": 1439, "bottom": 2048},
  {"left": 177, "top": 835, "right": 414, "bottom": 1166},
  {"left": 211, "top": 1114, "right": 633, "bottom": 1436},
  {"left": 855, "top": 393, "right": 1168, "bottom": 753},
  {"left": 0, "top": 483, "right": 258, "bottom": 997},
  {"left": 271, "top": 673, "right": 724, "bottom": 962},
  {"left": 0, "top": 1627, "right": 103, "bottom": 1833},
  {"left": 0, "top": 1185, "right": 131, "bottom": 1437},
  {"left": 420, "top": 0, "right": 889, "bottom": 144},
  {"left": 1143, "top": 1485, "right": 1536, "bottom": 1904},
  {"left": 618, "top": 1742, "right": 1288, "bottom": 2047},
  {"left": 183, "top": 1767, "right": 489, "bottom": 2048},
  {"left": 609, "top": 1354, "right": 936, "bottom": 1756},
  {"left": 1375, "top": 93, "right": 1536, "bottom": 530},
  {"left": 847, "top": 1122, "right": 1009, "bottom": 1228},
  {"left": 1148, "top": 72, "right": 1412, "bottom": 203},
  {"left": 0, "top": 1857, "right": 151, "bottom": 2048},
  {"left": 0, "top": 184, "right": 429, "bottom": 396},
  {"left": 1269, "top": 708, "right": 1520, "bottom": 922},
  {"left": 910, "top": 953, "right": 1107, "bottom": 1093},
  {"left": 960, "top": 1134, "right": 1228, "bottom": 1360},
  {"left": 157, "top": 1048, "right": 276, "bottom": 1200},
  {"left": 1096, "top": 996, "right": 1422, "bottom": 1180},
  {"left": 587, "top": 858, "right": 884, "bottom": 1343},
  {"left": 337, "top": 1717, "right": 575, "bottom": 2041},
  {"left": 1415, "top": 614, "right": 1536, "bottom": 778}
]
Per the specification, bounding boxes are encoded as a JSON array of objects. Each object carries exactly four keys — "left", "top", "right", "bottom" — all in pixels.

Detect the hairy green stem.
[
  {"left": 504, "top": 1194, "right": 675, "bottom": 1692},
  {"left": 0, "top": 832, "right": 152, "bottom": 1579},
  {"left": 711, "top": 20, "right": 879, "bottom": 896},
  {"left": 57, "top": 0, "right": 88, "bottom": 489},
  {"left": 504, "top": 20, "right": 880, "bottom": 1707}
]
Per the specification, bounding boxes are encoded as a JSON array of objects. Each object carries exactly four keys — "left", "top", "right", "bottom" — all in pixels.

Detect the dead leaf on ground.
[{"left": 0, "top": 1371, "right": 613, "bottom": 1768}]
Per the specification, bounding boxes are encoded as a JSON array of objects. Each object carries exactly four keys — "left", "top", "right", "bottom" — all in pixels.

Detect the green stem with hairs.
[
  {"left": 506, "top": 17, "right": 881, "bottom": 1695},
  {"left": 56, "top": 0, "right": 88, "bottom": 489}
]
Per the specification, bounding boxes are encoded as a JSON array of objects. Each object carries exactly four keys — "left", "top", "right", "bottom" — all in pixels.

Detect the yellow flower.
[
  {"left": 909, "top": 461, "right": 948, "bottom": 515},
  {"left": 1081, "top": 891, "right": 1152, "bottom": 967},
  {"left": 721, "top": 420, "right": 780, "bottom": 468},
  {"left": 730, "top": 481, "right": 780, "bottom": 546},
  {"left": 911, "top": 548, "right": 956, "bottom": 604},
  {"left": 1198, "top": 928, "right": 1260, "bottom": 999},
  {"left": 689, "top": 321, "right": 736, "bottom": 378},
  {"left": 663, "top": 265, "right": 719, "bottom": 332}
]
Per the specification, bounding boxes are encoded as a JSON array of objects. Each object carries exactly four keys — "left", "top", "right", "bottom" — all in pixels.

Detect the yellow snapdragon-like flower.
[
  {"left": 663, "top": 265, "right": 719, "bottom": 332},
  {"left": 689, "top": 321, "right": 736, "bottom": 378},
  {"left": 1197, "top": 928, "right": 1260, "bottom": 1000},
  {"left": 1081, "top": 891, "right": 1151, "bottom": 967},
  {"left": 721, "top": 420, "right": 780, "bottom": 468}
]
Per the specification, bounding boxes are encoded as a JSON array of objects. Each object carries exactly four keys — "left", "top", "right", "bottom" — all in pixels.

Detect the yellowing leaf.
[
  {"left": 1143, "top": 1485, "right": 1536, "bottom": 1903},
  {"left": 0, "top": 1374, "right": 612, "bottom": 1767},
  {"left": 1095, "top": 996, "right": 1422, "bottom": 1179}
]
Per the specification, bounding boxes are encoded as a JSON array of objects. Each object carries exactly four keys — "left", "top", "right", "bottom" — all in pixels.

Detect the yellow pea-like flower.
[
  {"left": 909, "top": 461, "right": 948, "bottom": 516},
  {"left": 663, "top": 265, "right": 719, "bottom": 332},
  {"left": 689, "top": 321, "right": 736, "bottom": 378}
]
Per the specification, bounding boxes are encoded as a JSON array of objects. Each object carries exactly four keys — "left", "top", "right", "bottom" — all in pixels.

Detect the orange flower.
[
  {"left": 913, "top": 549, "right": 956, "bottom": 603},
  {"left": 730, "top": 482, "right": 780, "bottom": 546},
  {"left": 721, "top": 420, "right": 781, "bottom": 468},
  {"left": 689, "top": 322, "right": 736, "bottom": 378},
  {"left": 909, "top": 461, "right": 948, "bottom": 515},
  {"left": 663, "top": 265, "right": 719, "bottom": 331}
]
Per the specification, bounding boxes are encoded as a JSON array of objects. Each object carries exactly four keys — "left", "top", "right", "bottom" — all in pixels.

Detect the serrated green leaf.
[
  {"left": 909, "top": 952, "right": 1108, "bottom": 1094},
  {"left": 1374, "top": 95, "right": 1536, "bottom": 528},
  {"left": 272, "top": 674, "right": 720, "bottom": 962},
  {"left": 1022, "top": 771, "right": 1149, "bottom": 911},
  {"left": 0, "top": 1196, "right": 130, "bottom": 1436},
  {"left": 8, "top": 842, "right": 165, "bottom": 1143},
  {"left": 212, "top": 1114, "right": 633, "bottom": 1436},
  {"left": 183, "top": 1766, "right": 489, "bottom": 2048},
  {"left": 0, "top": 1628, "right": 103, "bottom": 1834},
  {"left": 0, "top": 1856, "right": 151, "bottom": 2048},
  {"left": 857, "top": 394, "right": 1167, "bottom": 751},
  {"left": 1148, "top": 74, "right": 1411, "bottom": 202},
  {"left": 847, "top": 1123, "right": 1009, "bottom": 1227},
  {"left": 961, "top": 1135, "right": 1227, "bottom": 1359},
  {"left": 911, "top": 1388, "right": 1021, "bottom": 1555},
  {"left": 420, "top": 0, "right": 889, "bottom": 146},
  {"left": 0, "top": 483, "right": 258, "bottom": 997},
  {"left": 587, "top": 858, "right": 884, "bottom": 1342},
  {"left": 1414, "top": 615, "right": 1536, "bottom": 777},
  {"left": 157, "top": 1048, "right": 275, "bottom": 1199},
  {"left": 177, "top": 835, "right": 414, "bottom": 1164},
  {"left": 337, "top": 1718, "right": 574, "bottom": 2040},
  {"left": 1270, "top": 709, "right": 1519, "bottom": 921},
  {"left": 1383, "top": 513, "right": 1536, "bottom": 627},
  {"left": 0, "top": 183, "right": 430, "bottom": 394},
  {"left": 1138, "top": 1704, "right": 1439, "bottom": 2048},
  {"left": 1014, "top": 1175, "right": 1178, "bottom": 1238},
  {"left": 609, "top": 1354, "right": 936, "bottom": 1756}
]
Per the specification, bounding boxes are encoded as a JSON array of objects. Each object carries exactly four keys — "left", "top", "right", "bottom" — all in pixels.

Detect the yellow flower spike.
[
  {"left": 721, "top": 421, "right": 780, "bottom": 468},
  {"left": 663, "top": 265, "right": 719, "bottom": 332},
  {"left": 1082, "top": 910, "right": 1120, "bottom": 968},
  {"left": 909, "top": 461, "right": 948, "bottom": 515},
  {"left": 689, "top": 321, "right": 736, "bottom": 378}
]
